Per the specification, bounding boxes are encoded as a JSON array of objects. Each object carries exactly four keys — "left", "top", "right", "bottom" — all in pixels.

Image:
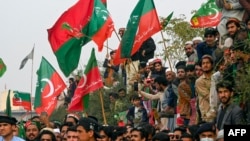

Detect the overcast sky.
[{"left": 0, "top": 0, "right": 205, "bottom": 95}]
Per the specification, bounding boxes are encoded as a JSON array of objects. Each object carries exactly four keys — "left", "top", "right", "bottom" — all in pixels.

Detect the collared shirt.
[{"left": 0, "top": 136, "right": 25, "bottom": 141}]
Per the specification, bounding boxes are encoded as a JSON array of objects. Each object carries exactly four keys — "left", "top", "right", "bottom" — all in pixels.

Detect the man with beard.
[
  {"left": 184, "top": 41, "right": 198, "bottom": 64},
  {"left": 215, "top": 81, "right": 246, "bottom": 130},
  {"left": 25, "top": 120, "right": 41, "bottom": 141},
  {"left": 195, "top": 55, "right": 215, "bottom": 123}
]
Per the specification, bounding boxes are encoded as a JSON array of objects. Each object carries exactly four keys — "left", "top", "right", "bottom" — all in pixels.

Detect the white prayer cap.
[
  {"left": 185, "top": 41, "right": 193, "bottom": 45},
  {"left": 148, "top": 58, "right": 155, "bottom": 63},
  {"left": 165, "top": 68, "right": 172, "bottom": 72},
  {"left": 53, "top": 128, "right": 60, "bottom": 134},
  {"left": 192, "top": 36, "right": 203, "bottom": 42}
]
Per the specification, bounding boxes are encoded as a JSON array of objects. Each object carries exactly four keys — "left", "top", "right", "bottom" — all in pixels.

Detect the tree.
[{"left": 159, "top": 14, "right": 204, "bottom": 68}]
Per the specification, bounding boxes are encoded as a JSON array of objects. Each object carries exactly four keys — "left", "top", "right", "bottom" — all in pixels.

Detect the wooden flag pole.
[
  {"left": 99, "top": 89, "right": 107, "bottom": 125},
  {"left": 30, "top": 44, "right": 35, "bottom": 118},
  {"left": 160, "top": 31, "right": 173, "bottom": 71}
]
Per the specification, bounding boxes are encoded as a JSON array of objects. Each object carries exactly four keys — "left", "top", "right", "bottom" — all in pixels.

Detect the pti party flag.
[
  {"left": 161, "top": 11, "right": 174, "bottom": 30},
  {"left": 48, "top": 0, "right": 114, "bottom": 77},
  {"left": 19, "top": 47, "right": 34, "bottom": 70},
  {"left": 101, "top": 0, "right": 107, "bottom": 7},
  {"left": 0, "top": 58, "right": 6, "bottom": 77},
  {"left": 190, "top": 0, "right": 222, "bottom": 28},
  {"left": 113, "top": 0, "right": 161, "bottom": 65},
  {"left": 34, "top": 57, "right": 66, "bottom": 116},
  {"left": 68, "top": 48, "right": 103, "bottom": 111},
  {"left": 12, "top": 91, "right": 32, "bottom": 111}
]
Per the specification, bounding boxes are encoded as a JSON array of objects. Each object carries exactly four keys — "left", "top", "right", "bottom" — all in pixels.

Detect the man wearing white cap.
[
  {"left": 192, "top": 37, "right": 203, "bottom": 50},
  {"left": 184, "top": 41, "right": 198, "bottom": 64}
]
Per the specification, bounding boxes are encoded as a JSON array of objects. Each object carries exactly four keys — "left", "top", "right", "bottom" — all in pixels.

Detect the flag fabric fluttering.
[
  {"left": 68, "top": 48, "right": 104, "bottom": 112},
  {"left": 48, "top": 0, "right": 114, "bottom": 77},
  {"left": 34, "top": 57, "right": 66, "bottom": 116},
  {"left": 5, "top": 90, "right": 12, "bottom": 117},
  {"left": 161, "top": 11, "right": 174, "bottom": 30},
  {"left": 19, "top": 47, "right": 34, "bottom": 70},
  {"left": 190, "top": 0, "right": 222, "bottom": 28},
  {"left": 113, "top": 0, "right": 161, "bottom": 65},
  {"left": 0, "top": 58, "right": 7, "bottom": 77},
  {"left": 12, "top": 91, "right": 32, "bottom": 111}
]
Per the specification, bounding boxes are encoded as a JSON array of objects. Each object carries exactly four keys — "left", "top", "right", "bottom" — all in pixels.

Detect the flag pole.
[
  {"left": 99, "top": 89, "right": 107, "bottom": 125},
  {"left": 30, "top": 44, "right": 35, "bottom": 118},
  {"left": 160, "top": 31, "right": 173, "bottom": 71}
]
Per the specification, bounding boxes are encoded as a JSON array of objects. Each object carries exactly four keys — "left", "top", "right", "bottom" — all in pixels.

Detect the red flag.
[
  {"left": 34, "top": 57, "right": 66, "bottom": 116},
  {"left": 113, "top": 0, "right": 161, "bottom": 65},
  {"left": 12, "top": 91, "right": 32, "bottom": 111},
  {"left": 190, "top": 0, "right": 222, "bottom": 28},
  {"left": 68, "top": 48, "right": 103, "bottom": 111},
  {"left": 48, "top": 0, "right": 114, "bottom": 77}
]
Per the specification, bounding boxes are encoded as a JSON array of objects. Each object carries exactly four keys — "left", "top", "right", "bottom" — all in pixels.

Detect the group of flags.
[{"left": 2, "top": 0, "right": 222, "bottom": 116}]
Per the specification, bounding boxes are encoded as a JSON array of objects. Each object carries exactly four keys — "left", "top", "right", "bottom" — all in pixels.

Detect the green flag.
[
  {"left": 161, "top": 11, "right": 174, "bottom": 30},
  {"left": 48, "top": 0, "right": 114, "bottom": 76},
  {"left": 5, "top": 90, "right": 12, "bottom": 117},
  {"left": 0, "top": 58, "right": 6, "bottom": 77}
]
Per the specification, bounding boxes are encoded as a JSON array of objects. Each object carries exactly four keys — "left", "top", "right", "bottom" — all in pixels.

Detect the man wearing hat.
[
  {"left": 0, "top": 115, "right": 25, "bottom": 141},
  {"left": 76, "top": 117, "right": 100, "bottom": 141},
  {"left": 195, "top": 122, "right": 217, "bottom": 141},
  {"left": 184, "top": 41, "right": 198, "bottom": 64},
  {"left": 25, "top": 120, "right": 41, "bottom": 141},
  {"left": 196, "top": 27, "right": 218, "bottom": 62}
]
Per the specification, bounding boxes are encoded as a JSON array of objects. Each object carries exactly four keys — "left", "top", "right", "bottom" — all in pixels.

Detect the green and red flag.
[
  {"left": 113, "top": 0, "right": 161, "bottom": 65},
  {"left": 101, "top": 0, "right": 107, "bottom": 7},
  {"left": 48, "top": 0, "right": 114, "bottom": 77},
  {"left": 12, "top": 91, "right": 32, "bottom": 111},
  {"left": 34, "top": 57, "right": 66, "bottom": 116},
  {"left": 68, "top": 48, "right": 103, "bottom": 112},
  {"left": 190, "top": 0, "right": 221, "bottom": 28},
  {"left": 0, "top": 58, "right": 6, "bottom": 78}
]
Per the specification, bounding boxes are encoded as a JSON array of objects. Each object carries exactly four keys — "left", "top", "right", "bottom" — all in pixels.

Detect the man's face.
[
  {"left": 193, "top": 40, "right": 202, "bottom": 49},
  {"left": 227, "top": 22, "right": 239, "bottom": 36},
  {"left": 0, "top": 123, "right": 14, "bottom": 137},
  {"left": 66, "top": 117, "right": 76, "bottom": 125},
  {"left": 76, "top": 126, "right": 92, "bottom": 141},
  {"left": 131, "top": 130, "right": 145, "bottom": 141},
  {"left": 170, "top": 130, "right": 182, "bottom": 141},
  {"left": 166, "top": 71, "right": 174, "bottom": 82},
  {"left": 97, "top": 130, "right": 109, "bottom": 141},
  {"left": 154, "top": 63, "right": 162, "bottom": 72},
  {"left": 177, "top": 68, "right": 186, "bottom": 80},
  {"left": 218, "top": 87, "right": 233, "bottom": 104},
  {"left": 199, "top": 131, "right": 216, "bottom": 141},
  {"left": 186, "top": 70, "right": 195, "bottom": 78},
  {"left": 205, "top": 34, "right": 216, "bottom": 46},
  {"left": 67, "top": 131, "right": 78, "bottom": 141},
  {"left": 61, "top": 126, "right": 69, "bottom": 138},
  {"left": 25, "top": 124, "right": 39, "bottom": 140},
  {"left": 201, "top": 58, "right": 213, "bottom": 73},
  {"left": 185, "top": 44, "right": 194, "bottom": 56},
  {"left": 118, "top": 90, "right": 126, "bottom": 98},
  {"left": 195, "top": 65, "right": 203, "bottom": 77}
]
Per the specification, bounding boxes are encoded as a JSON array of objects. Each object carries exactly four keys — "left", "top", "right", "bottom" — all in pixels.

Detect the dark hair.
[
  {"left": 60, "top": 122, "right": 74, "bottom": 131},
  {"left": 173, "top": 126, "right": 187, "bottom": 134},
  {"left": 99, "top": 125, "right": 114, "bottom": 138},
  {"left": 152, "top": 132, "right": 170, "bottom": 141},
  {"left": 216, "top": 81, "right": 233, "bottom": 92},
  {"left": 131, "top": 126, "right": 148, "bottom": 140},
  {"left": 138, "top": 122, "right": 156, "bottom": 137},
  {"left": 181, "top": 132, "right": 194, "bottom": 140},
  {"left": 118, "top": 88, "right": 126, "bottom": 93},
  {"left": 38, "top": 130, "right": 57, "bottom": 141},
  {"left": 154, "top": 76, "right": 168, "bottom": 86},
  {"left": 66, "top": 125, "right": 77, "bottom": 133},
  {"left": 201, "top": 55, "right": 214, "bottom": 66},
  {"left": 109, "top": 92, "right": 118, "bottom": 99},
  {"left": 111, "top": 126, "right": 126, "bottom": 141}
]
